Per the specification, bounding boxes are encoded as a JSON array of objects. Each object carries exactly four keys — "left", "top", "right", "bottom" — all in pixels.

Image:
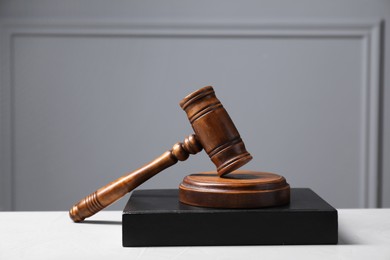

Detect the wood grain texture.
[
  {"left": 180, "top": 86, "right": 252, "bottom": 176},
  {"left": 69, "top": 86, "right": 253, "bottom": 222},
  {"left": 69, "top": 134, "right": 202, "bottom": 222},
  {"left": 179, "top": 170, "right": 290, "bottom": 208}
]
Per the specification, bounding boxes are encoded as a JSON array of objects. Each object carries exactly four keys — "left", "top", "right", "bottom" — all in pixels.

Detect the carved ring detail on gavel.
[{"left": 69, "top": 86, "right": 252, "bottom": 222}]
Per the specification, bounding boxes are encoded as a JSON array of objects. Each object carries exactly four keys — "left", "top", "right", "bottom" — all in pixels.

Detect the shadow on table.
[
  {"left": 338, "top": 228, "right": 361, "bottom": 245},
  {"left": 81, "top": 220, "right": 122, "bottom": 225}
]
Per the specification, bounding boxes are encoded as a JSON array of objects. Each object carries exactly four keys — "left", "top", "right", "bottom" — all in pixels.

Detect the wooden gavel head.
[{"left": 180, "top": 86, "right": 252, "bottom": 176}]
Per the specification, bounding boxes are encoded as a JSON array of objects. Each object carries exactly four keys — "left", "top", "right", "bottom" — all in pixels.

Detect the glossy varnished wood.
[
  {"left": 69, "top": 86, "right": 253, "bottom": 222},
  {"left": 179, "top": 170, "right": 290, "bottom": 208},
  {"left": 69, "top": 135, "right": 202, "bottom": 222},
  {"left": 180, "top": 86, "right": 252, "bottom": 176}
]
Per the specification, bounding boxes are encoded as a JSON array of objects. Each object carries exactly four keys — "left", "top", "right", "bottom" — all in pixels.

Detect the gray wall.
[{"left": 1, "top": 0, "right": 389, "bottom": 211}]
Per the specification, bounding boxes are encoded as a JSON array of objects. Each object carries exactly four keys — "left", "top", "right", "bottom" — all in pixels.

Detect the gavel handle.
[{"left": 69, "top": 134, "right": 202, "bottom": 222}]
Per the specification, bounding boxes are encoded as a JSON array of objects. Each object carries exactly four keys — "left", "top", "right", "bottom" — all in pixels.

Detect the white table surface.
[{"left": 1, "top": 209, "right": 390, "bottom": 260}]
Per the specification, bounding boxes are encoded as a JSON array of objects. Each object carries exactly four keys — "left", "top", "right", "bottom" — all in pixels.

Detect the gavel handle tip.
[{"left": 69, "top": 205, "right": 85, "bottom": 223}]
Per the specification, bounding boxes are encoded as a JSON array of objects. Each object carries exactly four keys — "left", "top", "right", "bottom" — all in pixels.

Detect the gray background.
[{"left": 0, "top": 0, "right": 389, "bottom": 211}]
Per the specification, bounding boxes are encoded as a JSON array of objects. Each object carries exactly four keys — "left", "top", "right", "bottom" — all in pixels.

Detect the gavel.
[{"left": 69, "top": 86, "right": 252, "bottom": 222}]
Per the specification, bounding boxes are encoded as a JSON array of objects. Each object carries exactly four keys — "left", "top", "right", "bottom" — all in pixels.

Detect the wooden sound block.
[{"left": 179, "top": 170, "right": 290, "bottom": 208}]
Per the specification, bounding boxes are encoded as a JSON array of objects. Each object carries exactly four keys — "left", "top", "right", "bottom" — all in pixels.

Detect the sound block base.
[
  {"left": 122, "top": 188, "right": 338, "bottom": 247},
  {"left": 179, "top": 171, "right": 290, "bottom": 208}
]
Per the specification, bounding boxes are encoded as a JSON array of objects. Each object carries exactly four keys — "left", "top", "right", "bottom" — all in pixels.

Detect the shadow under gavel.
[{"left": 69, "top": 86, "right": 252, "bottom": 222}]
